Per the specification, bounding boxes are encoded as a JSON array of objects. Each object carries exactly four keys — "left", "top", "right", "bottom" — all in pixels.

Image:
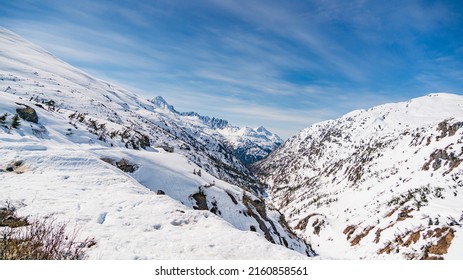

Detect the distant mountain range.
[{"left": 149, "top": 95, "right": 283, "bottom": 167}]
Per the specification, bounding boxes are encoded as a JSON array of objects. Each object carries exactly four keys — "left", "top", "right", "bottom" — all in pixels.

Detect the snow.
[
  {"left": 4, "top": 25, "right": 461, "bottom": 261},
  {"left": 0, "top": 26, "right": 281, "bottom": 191},
  {"left": 0, "top": 27, "right": 309, "bottom": 259},
  {"left": 0, "top": 141, "right": 306, "bottom": 259},
  {"left": 256, "top": 92, "right": 463, "bottom": 259},
  {"left": 147, "top": 95, "right": 283, "bottom": 166}
]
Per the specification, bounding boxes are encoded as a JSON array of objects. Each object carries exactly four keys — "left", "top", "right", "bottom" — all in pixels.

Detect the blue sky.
[{"left": 1, "top": 0, "right": 462, "bottom": 138}]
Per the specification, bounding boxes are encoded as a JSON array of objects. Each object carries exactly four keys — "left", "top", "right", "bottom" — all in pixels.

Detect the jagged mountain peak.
[
  {"left": 220, "top": 125, "right": 283, "bottom": 167},
  {"left": 150, "top": 95, "right": 169, "bottom": 108},
  {"left": 256, "top": 125, "right": 271, "bottom": 135},
  {"left": 149, "top": 95, "right": 230, "bottom": 129},
  {"left": 149, "top": 95, "right": 178, "bottom": 113},
  {"left": 222, "top": 125, "right": 282, "bottom": 142}
]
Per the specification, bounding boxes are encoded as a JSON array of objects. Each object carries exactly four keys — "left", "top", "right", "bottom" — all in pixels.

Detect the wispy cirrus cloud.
[{"left": 1, "top": 0, "right": 462, "bottom": 138}]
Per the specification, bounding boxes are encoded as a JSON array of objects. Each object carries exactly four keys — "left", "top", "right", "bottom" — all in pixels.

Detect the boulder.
[{"left": 16, "top": 105, "right": 38, "bottom": 123}]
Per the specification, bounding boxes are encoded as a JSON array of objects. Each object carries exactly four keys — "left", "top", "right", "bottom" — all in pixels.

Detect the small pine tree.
[
  {"left": 88, "top": 119, "right": 98, "bottom": 131},
  {"left": 11, "top": 114, "right": 21, "bottom": 129},
  {"left": 197, "top": 169, "right": 202, "bottom": 177},
  {"left": 0, "top": 113, "right": 7, "bottom": 127}
]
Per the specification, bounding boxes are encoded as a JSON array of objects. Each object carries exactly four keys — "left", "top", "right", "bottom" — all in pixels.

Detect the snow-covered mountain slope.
[
  {"left": 0, "top": 27, "right": 311, "bottom": 258},
  {"left": 149, "top": 96, "right": 283, "bottom": 166},
  {"left": 0, "top": 27, "right": 281, "bottom": 192},
  {"left": 0, "top": 140, "right": 306, "bottom": 259},
  {"left": 254, "top": 93, "right": 463, "bottom": 259}
]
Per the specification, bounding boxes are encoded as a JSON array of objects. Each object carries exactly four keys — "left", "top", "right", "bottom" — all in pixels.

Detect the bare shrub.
[{"left": 0, "top": 217, "right": 96, "bottom": 260}]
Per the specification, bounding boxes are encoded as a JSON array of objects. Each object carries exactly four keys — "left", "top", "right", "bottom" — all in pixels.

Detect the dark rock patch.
[
  {"left": 101, "top": 157, "right": 139, "bottom": 173},
  {"left": 192, "top": 192, "right": 208, "bottom": 210},
  {"left": 16, "top": 105, "right": 38, "bottom": 123}
]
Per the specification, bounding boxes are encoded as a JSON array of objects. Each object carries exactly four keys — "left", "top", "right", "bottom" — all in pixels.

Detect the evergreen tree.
[
  {"left": 11, "top": 114, "right": 21, "bottom": 129},
  {"left": 0, "top": 113, "right": 7, "bottom": 127}
]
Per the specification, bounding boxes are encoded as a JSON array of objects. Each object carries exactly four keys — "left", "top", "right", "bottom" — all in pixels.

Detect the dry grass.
[
  {"left": 1, "top": 217, "right": 95, "bottom": 260},
  {"left": 343, "top": 224, "right": 357, "bottom": 240},
  {"left": 403, "top": 230, "right": 421, "bottom": 247},
  {"left": 378, "top": 242, "right": 394, "bottom": 255},
  {"left": 397, "top": 207, "right": 414, "bottom": 222},
  {"left": 374, "top": 223, "right": 395, "bottom": 243},
  {"left": 350, "top": 226, "right": 374, "bottom": 246},
  {"left": 384, "top": 207, "right": 398, "bottom": 218},
  {"left": 295, "top": 213, "right": 319, "bottom": 231},
  {"left": 0, "top": 203, "right": 28, "bottom": 228},
  {"left": 377, "top": 226, "right": 455, "bottom": 259},
  {"left": 425, "top": 228, "right": 455, "bottom": 257}
]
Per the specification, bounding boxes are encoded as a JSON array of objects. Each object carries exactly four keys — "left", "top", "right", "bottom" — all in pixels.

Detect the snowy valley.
[{"left": 1, "top": 26, "right": 463, "bottom": 260}]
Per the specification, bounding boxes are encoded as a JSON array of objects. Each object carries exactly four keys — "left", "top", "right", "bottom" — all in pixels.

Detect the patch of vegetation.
[
  {"left": 312, "top": 218, "right": 326, "bottom": 236},
  {"left": 69, "top": 112, "right": 151, "bottom": 149},
  {"left": 350, "top": 226, "right": 374, "bottom": 246},
  {"left": 377, "top": 242, "right": 394, "bottom": 255},
  {"left": 295, "top": 213, "right": 320, "bottom": 231},
  {"left": 374, "top": 223, "right": 395, "bottom": 243},
  {"left": 0, "top": 113, "right": 7, "bottom": 127},
  {"left": 387, "top": 185, "right": 432, "bottom": 209},
  {"left": 0, "top": 203, "right": 95, "bottom": 260},
  {"left": 0, "top": 112, "right": 24, "bottom": 132},
  {"left": 1, "top": 218, "right": 96, "bottom": 260},
  {"left": 420, "top": 227, "right": 455, "bottom": 260},
  {"left": 397, "top": 207, "right": 414, "bottom": 222},
  {"left": 343, "top": 224, "right": 357, "bottom": 240},
  {"left": 0, "top": 202, "right": 28, "bottom": 228},
  {"left": 403, "top": 230, "right": 421, "bottom": 247},
  {"left": 11, "top": 114, "right": 21, "bottom": 129}
]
